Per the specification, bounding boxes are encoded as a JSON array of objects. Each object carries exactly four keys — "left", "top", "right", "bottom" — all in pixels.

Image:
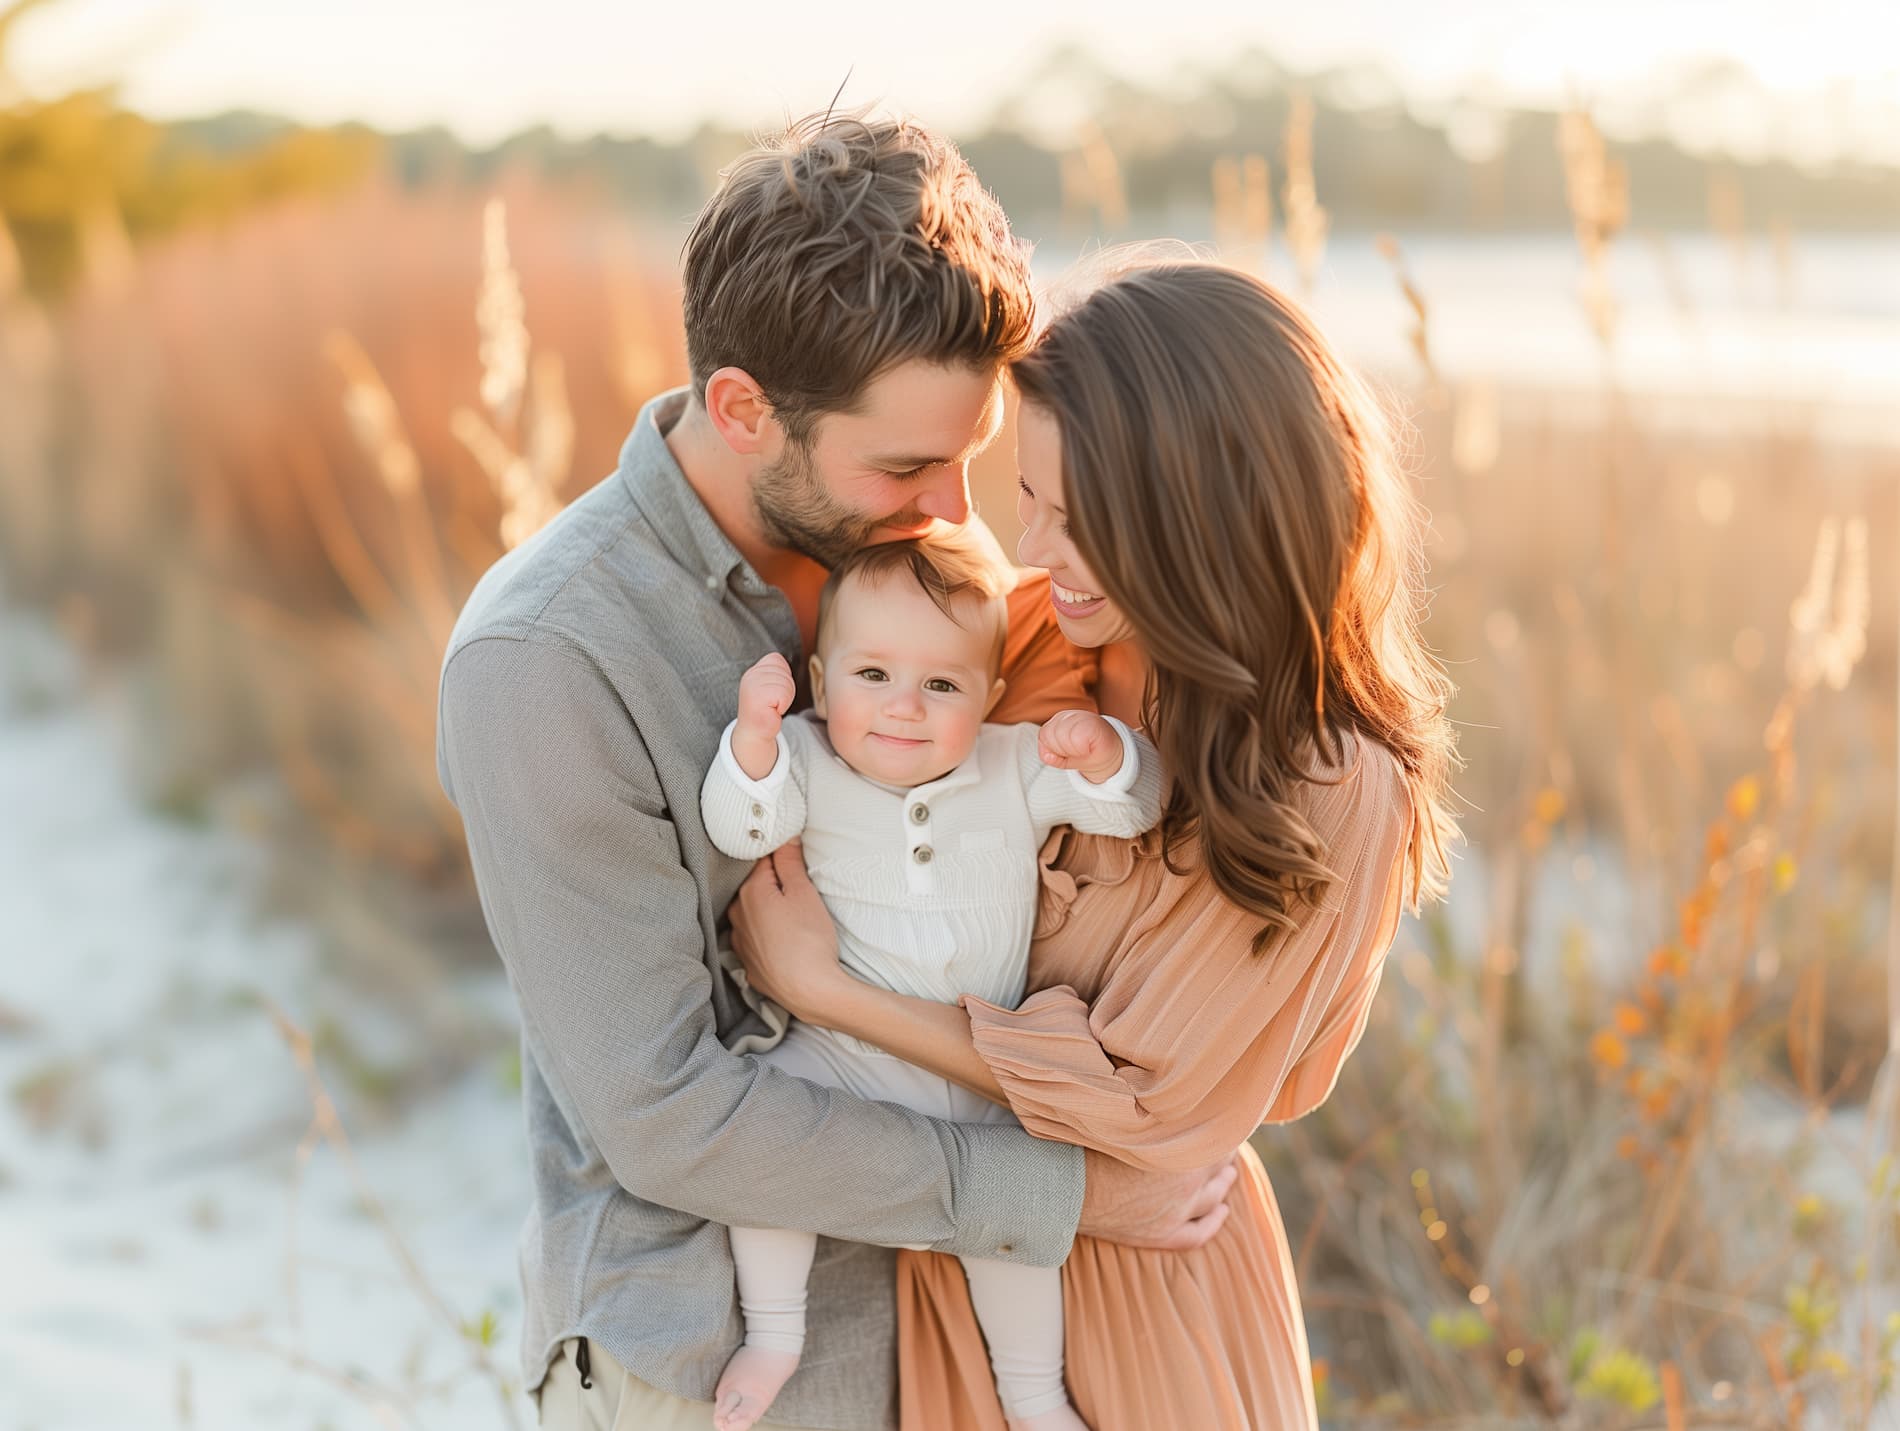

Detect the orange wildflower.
[{"left": 1591, "top": 1029, "right": 1628, "bottom": 1069}]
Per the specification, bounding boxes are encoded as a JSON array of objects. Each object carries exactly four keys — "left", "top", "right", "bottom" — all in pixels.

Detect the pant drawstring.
[{"left": 576, "top": 1336, "right": 593, "bottom": 1390}]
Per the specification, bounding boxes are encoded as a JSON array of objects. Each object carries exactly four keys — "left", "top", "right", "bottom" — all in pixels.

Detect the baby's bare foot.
[
  {"left": 713, "top": 1345, "right": 802, "bottom": 1431},
  {"left": 1007, "top": 1404, "right": 1091, "bottom": 1431}
]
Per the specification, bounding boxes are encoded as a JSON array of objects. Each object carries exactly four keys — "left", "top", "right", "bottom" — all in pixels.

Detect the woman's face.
[{"left": 1014, "top": 401, "right": 1136, "bottom": 648}]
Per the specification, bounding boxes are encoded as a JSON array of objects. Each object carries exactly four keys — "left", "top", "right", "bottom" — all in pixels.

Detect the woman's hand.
[{"left": 729, "top": 840, "right": 851, "bottom": 1022}]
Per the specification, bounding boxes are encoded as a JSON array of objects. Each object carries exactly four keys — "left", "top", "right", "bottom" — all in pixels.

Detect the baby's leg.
[
  {"left": 960, "top": 1256, "right": 1089, "bottom": 1430},
  {"left": 715, "top": 1225, "right": 818, "bottom": 1431}
]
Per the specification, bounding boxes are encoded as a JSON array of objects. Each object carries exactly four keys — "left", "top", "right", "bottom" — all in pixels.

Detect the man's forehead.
[{"left": 837, "top": 364, "right": 1002, "bottom": 447}]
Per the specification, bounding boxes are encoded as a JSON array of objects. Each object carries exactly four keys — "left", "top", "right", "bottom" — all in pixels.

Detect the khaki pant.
[{"left": 536, "top": 1337, "right": 817, "bottom": 1430}]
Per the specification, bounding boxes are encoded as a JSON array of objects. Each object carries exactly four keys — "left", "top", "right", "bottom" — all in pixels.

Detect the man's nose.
[{"left": 914, "top": 466, "right": 972, "bottom": 526}]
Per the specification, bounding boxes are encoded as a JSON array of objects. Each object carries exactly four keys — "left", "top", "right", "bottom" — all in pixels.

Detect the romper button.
[
  {"left": 913, "top": 844, "right": 933, "bottom": 864},
  {"left": 996, "top": 1243, "right": 1014, "bottom": 1255},
  {"left": 704, "top": 575, "right": 720, "bottom": 591},
  {"left": 909, "top": 803, "right": 929, "bottom": 824},
  {"left": 747, "top": 829, "right": 763, "bottom": 841},
  {"left": 751, "top": 803, "right": 764, "bottom": 817}
]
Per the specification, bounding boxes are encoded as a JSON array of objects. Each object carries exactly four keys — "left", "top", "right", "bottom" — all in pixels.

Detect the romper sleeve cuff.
[{"left": 716, "top": 718, "right": 792, "bottom": 800}]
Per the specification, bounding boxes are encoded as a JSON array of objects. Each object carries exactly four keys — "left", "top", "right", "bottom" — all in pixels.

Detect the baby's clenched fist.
[
  {"left": 732, "top": 653, "right": 796, "bottom": 779},
  {"left": 1038, "top": 710, "right": 1126, "bottom": 785}
]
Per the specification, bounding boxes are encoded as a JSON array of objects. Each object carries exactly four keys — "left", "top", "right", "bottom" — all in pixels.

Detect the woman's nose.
[{"left": 1017, "top": 524, "right": 1049, "bottom": 570}]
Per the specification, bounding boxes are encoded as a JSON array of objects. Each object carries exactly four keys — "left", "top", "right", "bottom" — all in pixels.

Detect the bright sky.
[{"left": 9, "top": 0, "right": 1899, "bottom": 163}]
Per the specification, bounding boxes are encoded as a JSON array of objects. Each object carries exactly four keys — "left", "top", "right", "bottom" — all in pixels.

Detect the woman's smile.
[{"left": 1049, "top": 580, "right": 1107, "bottom": 619}]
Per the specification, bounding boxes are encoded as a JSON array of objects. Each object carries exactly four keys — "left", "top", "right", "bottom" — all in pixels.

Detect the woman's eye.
[
  {"left": 924, "top": 678, "right": 959, "bottom": 694},
  {"left": 857, "top": 668, "right": 888, "bottom": 683},
  {"left": 1016, "top": 477, "right": 1033, "bottom": 499}
]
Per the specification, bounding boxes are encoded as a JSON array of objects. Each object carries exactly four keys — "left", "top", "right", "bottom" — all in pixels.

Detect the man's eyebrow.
[{"left": 868, "top": 452, "right": 952, "bottom": 471}]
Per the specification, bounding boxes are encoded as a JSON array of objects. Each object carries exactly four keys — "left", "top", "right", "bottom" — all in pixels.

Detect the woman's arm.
[
  {"left": 736, "top": 745, "right": 1417, "bottom": 1176},
  {"left": 823, "top": 979, "right": 1009, "bottom": 1105},
  {"left": 728, "top": 840, "right": 1245, "bottom": 1249}
]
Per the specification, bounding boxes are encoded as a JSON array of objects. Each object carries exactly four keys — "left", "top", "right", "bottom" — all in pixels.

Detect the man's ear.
[
  {"left": 808, "top": 654, "right": 828, "bottom": 719},
  {"left": 703, "top": 367, "right": 775, "bottom": 456},
  {"left": 982, "top": 676, "right": 1007, "bottom": 719}
]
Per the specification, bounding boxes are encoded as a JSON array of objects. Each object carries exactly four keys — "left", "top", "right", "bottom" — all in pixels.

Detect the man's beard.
[{"left": 752, "top": 440, "right": 921, "bottom": 569}]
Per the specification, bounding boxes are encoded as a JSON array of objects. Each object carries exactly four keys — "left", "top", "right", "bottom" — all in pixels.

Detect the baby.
[{"left": 699, "top": 533, "right": 1164, "bottom": 1431}]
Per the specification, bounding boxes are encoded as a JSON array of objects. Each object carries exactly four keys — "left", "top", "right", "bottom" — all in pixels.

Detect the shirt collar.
[
  {"left": 616, "top": 387, "right": 755, "bottom": 594},
  {"left": 909, "top": 736, "right": 987, "bottom": 800}
]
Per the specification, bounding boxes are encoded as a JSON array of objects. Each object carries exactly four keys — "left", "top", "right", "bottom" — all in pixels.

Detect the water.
[{"left": 1033, "top": 230, "right": 1900, "bottom": 444}]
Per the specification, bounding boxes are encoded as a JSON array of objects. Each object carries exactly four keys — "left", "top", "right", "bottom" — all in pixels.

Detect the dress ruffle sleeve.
[{"left": 958, "top": 738, "right": 1413, "bottom": 1172}]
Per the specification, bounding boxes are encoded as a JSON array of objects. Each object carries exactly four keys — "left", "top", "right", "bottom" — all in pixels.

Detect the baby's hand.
[
  {"left": 1039, "top": 710, "right": 1125, "bottom": 785},
  {"left": 737, "top": 653, "right": 796, "bottom": 737},
  {"left": 732, "top": 653, "right": 796, "bottom": 779}
]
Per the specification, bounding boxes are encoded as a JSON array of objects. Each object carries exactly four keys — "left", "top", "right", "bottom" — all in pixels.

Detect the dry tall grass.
[{"left": 0, "top": 177, "right": 681, "bottom": 883}]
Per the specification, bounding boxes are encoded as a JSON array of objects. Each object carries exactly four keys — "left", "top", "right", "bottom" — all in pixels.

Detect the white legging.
[{"left": 730, "top": 1023, "right": 1072, "bottom": 1420}]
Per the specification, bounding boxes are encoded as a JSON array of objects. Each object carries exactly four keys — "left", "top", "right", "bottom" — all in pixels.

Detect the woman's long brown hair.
[{"left": 1012, "top": 260, "right": 1458, "bottom": 947}]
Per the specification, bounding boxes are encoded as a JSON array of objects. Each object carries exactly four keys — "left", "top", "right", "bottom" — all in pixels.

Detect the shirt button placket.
[{"left": 907, "top": 799, "right": 934, "bottom": 892}]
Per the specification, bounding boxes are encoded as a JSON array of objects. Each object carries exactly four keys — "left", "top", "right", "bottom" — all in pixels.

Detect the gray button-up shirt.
[{"left": 435, "top": 389, "right": 1085, "bottom": 1430}]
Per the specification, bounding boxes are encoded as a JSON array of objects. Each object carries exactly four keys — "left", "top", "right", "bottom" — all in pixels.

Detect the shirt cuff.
[
  {"left": 1065, "top": 713, "right": 1141, "bottom": 801},
  {"left": 940, "top": 1120, "right": 1085, "bottom": 1267},
  {"left": 718, "top": 718, "right": 792, "bottom": 800}
]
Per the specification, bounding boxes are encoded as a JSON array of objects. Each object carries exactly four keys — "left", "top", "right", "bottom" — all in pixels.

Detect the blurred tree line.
[
  {"left": 0, "top": 0, "right": 377, "bottom": 297},
  {"left": 4, "top": 3, "right": 1894, "bottom": 301},
  {"left": 315, "top": 45, "right": 1899, "bottom": 236}
]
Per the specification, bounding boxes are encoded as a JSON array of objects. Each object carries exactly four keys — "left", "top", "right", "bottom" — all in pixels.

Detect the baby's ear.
[
  {"left": 808, "top": 655, "right": 828, "bottom": 718},
  {"left": 982, "top": 676, "right": 1007, "bottom": 719}
]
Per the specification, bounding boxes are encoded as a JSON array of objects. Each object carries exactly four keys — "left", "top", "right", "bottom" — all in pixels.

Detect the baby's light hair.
[{"left": 816, "top": 530, "right": 1011, "bottom": 674}]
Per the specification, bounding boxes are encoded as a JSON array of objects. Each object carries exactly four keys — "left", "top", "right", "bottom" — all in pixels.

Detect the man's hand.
[
  {"left": 1077, "top": 1151, "right": 1239, "bottom": 1251},
  {"left": 1038, "top": 710, "right": 1125, "bottom": 786},
  {"left": 729, "top": 840, "right": 848, "bottom": 1021},
  {"left": 732, "top": 653, "right": 797, "bottom": 779}
]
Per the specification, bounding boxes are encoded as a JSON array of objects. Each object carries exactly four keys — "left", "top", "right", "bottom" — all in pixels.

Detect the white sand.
[{"left": 0, "top": 613, "right": 533, "bottom": 1430}]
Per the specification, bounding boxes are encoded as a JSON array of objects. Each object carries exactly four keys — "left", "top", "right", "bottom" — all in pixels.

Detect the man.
[{"left": 436, "top": 111, "right": 1234, "bottom": 1431}]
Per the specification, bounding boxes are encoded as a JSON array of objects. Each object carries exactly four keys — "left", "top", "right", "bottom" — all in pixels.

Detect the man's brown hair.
[
  {"left": 815, "top": 531, "right": 1010, "bottom": 672},
  {"left": 682, "top": 110, "right": 1035, "bottom": 443}
]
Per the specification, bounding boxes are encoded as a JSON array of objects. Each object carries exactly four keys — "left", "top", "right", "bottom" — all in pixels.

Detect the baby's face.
[{"left": 811, "top": 574, "right": 1004, "bottom": 788}]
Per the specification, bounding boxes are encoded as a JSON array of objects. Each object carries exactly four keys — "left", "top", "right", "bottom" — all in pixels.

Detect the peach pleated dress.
[{"left": 894, "top": 576, "right": 1416, "bottom": 1431}]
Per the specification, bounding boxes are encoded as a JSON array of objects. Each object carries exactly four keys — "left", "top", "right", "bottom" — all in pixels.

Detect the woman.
[{"left": 732, "top": 260, "right": 1458, "bottom": 1429}]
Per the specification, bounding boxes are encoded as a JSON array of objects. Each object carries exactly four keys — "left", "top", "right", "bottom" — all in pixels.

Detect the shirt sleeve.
[
  {"left": 438, "top": 634, "right": 1084, "bottom": 1263},
  {"left": 961, "top": 743, "right": 1412, "bottom": 1172},
  {"left": 1015, "top": 717, "right": 1165, "bottom": 843},
  {"left": 700, "top": 717, "right": 808, "bottom": 858}
]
